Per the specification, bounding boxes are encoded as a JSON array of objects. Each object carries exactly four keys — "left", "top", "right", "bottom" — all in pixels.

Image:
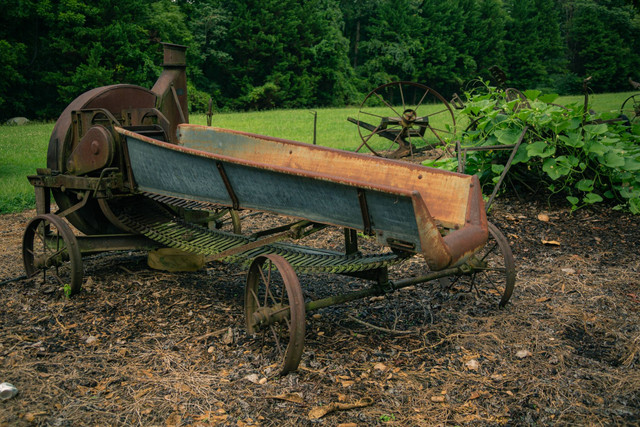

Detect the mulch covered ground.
[{"left": 1, "top": 194, "right": 639, "bottom": 426}]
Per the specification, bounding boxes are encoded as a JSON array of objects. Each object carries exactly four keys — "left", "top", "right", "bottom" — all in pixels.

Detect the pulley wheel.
[
  {"left": 22, "top": 214, "right": 83, "bottom": 296},
  {"left": 245, "top": 254, "right": 305, "bottom": 375},
  {"left": 47, "top": 85, "right": 158, "bottom": 235}
]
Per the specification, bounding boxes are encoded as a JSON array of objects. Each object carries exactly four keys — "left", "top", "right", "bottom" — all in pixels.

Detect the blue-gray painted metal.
[{"left": 124, "top": 135, "right": 422, "bottom": 250}]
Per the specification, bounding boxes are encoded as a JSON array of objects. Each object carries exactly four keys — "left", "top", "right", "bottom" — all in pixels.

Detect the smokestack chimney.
[{"left": 152, "top": 43, "right": 188, "bottom": 143}]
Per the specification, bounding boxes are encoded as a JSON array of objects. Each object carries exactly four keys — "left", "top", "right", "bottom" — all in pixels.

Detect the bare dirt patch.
[{"left": 1, "top": 196, "right": 639, "bottom": 426}]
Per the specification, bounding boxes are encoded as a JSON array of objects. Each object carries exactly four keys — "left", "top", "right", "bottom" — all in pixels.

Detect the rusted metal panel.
[
  {"left": 177, "top": 124, "right": 472, "bottom": 229},
  {"left": 118, "top": 125, "right": 488, "bottom": 270}
]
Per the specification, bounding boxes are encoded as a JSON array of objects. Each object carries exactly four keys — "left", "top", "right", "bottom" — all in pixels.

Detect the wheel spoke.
[
  {"left": 373, "top": 91, "right": 402, "bottom": 118},
  {"left": 250, "top": 288, "right": 261, "bottom": 307},
  {"left": 35, "top": 228, "right": 47, "bottom": 248},
  {"left": 426, "top": 126, "right": 446, "bottom": 144},
  {"left": 426, "top": 108, "right": 453, "bottom": 118},
  {"left": 479, "top": 242, "right": 499, "bottom": 262},
  {"left": 266, "top": 281, "right": 279, "bottom": 306},
  {"left": 270, "top": 325, "right": 283, "bottom": 355},
  {"left": 427, "top": 125, "right": 454, "bottom": 135},
  {"left": 360, "top": 110, "right": 387, "bottom": 120},
  {"left": 412, "top": 88, "right": 431, "bottom": 116}
]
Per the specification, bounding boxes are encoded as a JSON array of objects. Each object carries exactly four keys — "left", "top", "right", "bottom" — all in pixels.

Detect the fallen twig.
[{"left": 347, "top": 315, "right": 416, "bottom": 335}]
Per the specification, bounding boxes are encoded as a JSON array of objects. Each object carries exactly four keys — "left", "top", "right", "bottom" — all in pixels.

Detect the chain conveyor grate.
[{"left": 115, "top": 196, "right": 405, "bottom": 274}]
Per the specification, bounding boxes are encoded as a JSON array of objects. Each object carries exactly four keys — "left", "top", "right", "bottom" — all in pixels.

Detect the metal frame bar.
[
  {"left": 215, "top": 161, "right": 240, "bottom": 210},
  {"left": 357, "top": 189, "right": 373, "bottom": 236}
]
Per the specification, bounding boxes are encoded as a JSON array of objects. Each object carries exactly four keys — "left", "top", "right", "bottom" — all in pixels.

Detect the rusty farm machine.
[{"left": 22, "top": 44, "right": 515, "bottom": 374}]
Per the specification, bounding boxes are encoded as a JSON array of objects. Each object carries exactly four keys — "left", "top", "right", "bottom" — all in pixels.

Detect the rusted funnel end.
[{"left": 162, "top": 43, "right": 187, "bottom": 67}]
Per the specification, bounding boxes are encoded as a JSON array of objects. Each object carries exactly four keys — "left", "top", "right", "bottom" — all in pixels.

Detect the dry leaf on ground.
[{"left": 308, "top": 397, "right": 374, "bottom": 420}]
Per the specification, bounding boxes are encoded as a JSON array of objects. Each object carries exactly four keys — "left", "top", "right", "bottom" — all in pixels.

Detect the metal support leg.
[{"left": 34, "top": 185, "right": 51, "bottom": 215}]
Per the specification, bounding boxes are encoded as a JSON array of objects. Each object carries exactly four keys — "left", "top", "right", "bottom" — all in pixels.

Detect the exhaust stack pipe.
[{"left": 152, "top": 43, "right": 188, "bottom": 143}]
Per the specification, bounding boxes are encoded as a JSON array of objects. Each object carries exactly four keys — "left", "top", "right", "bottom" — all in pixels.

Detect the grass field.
[
  {"left": 0, "top": 122, "right": 55, "bottom": 213},
  {"left": 0, "top": 91, "right": 636, "bottom": 214}
]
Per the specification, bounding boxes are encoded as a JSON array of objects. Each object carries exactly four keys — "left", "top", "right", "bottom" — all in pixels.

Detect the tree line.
[{"left": 1, "top": 0, "right": 639, "bottom": 120}]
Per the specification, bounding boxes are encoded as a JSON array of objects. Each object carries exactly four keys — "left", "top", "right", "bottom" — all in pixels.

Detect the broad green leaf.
[
  {"left": 516, "top": 110, "right": 532, "bottom": 121},
  {"left": 624, "top": 158, "right": 640, "bottom": 171},
  {"left": 543, "top": 158, "right": 562, "bottom": 180},
  {"left": 553, "top": 156, "right": 573, "bottom": 176},
  {"left": 552, "top": 120, "right": 570, "bottom": 133},
  {"left": 603, "top": 151, "right": 625, "bottom": 168},
  {"left": 491, "top": 164, "right": 505, "bottom": 174},
  {"left": 558, "top": 132, "right": 583, "bottom": 148},
  {"left": 583, "top": 123, "right": 608, "bottom": 135},
  {"left": 542, "top": 156, "right": 571, "bottom": 180},
  {"left": 576, "top": 179, "right": 594, "bottom": 192},
  {"left": 538, "top": 93, "right": 559, "bottom": 103},
  {"left": 494, "top": 129, "right": 523, "bottom": 145},
  {"left": 585, "top": 140, "right": 607, "bottom": 155},
  {"left": 523, "top": 89, "right": 542, "bottom": 100},
  {"left": 527, "top": 140, "right": 555, "bottom": 158},
  {"left": 566, "top": 196, "right": 579, "bottom": 206},
  {"left": 629, "top": 198, "right": 640, "bottom": 215},
  {"left": 565, "top": 155, "right": 580, "bottom": 167},
  {"left": 511, "top": 145, "right": 530, "bottom": 165},
  {"left": 567, "top": 118, "right": 582, "bottom": 130},
  {"left": 583, "top": 193, "right": 603, "bottom": 204},
  {"left": 619, "top": 185, "right": 640, "bottom": 199}
]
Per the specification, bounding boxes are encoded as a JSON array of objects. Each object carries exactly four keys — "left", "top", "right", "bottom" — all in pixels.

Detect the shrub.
[{"left": 424, "top": 82, "right": 640, "bottom": 213}]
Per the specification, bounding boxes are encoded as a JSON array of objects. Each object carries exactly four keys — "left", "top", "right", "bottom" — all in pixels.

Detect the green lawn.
[
  {"left": 1, "top": 90, "right": 636, "bottom": 214},
  {"left": 0, "top": 122, "right": 54, "bottom": 213}
]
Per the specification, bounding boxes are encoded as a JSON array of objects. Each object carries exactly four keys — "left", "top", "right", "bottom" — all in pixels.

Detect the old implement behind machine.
[
  {"left": 347, "top": 81, "right": 457, "bottom": 158},
  {"left": 23, "top": 43, "right": 516, "bottom": 375}
]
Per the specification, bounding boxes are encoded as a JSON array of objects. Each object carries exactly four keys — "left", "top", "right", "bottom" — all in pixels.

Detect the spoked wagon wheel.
[
  {"left": 620, "top": 94, "right": 640, "bottom": 123},
  {"left": 244, "top": 254, "right": 305, "bottom": 375},
  {"left": 444, "top": 222, "right": 515, "bottom": 308},
  {"left": 22, "top": 214, "right": 83, "bottom": 295},
  {"left": 356, "top": 81, "right": 456, "bottom": 159}
]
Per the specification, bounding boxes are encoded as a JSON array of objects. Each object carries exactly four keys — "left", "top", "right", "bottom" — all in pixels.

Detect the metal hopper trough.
[{"left": 22, "top": 43, "right": 515, "bottom": 375}]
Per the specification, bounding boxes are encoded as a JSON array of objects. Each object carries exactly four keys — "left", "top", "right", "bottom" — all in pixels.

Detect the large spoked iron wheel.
[
  {"left": 22, "top": 214, "right": 83, "bottom": 296},
  {"left": 356, "top": 81, "right": 456, "bottom": 159},
  {"left": 444, "top": 222, "right": 515, "bottom": 308},
  {"left": 244, "top": 254, "right": 305, "bottom": 375},
  {"left": 620, "top": 94, "right": 640, "bottom": 124}
]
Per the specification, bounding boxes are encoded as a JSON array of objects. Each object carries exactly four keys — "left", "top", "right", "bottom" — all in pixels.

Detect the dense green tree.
[
  {"left": 563, "top": 0, "right": 640, "bottom": 92},
  {"left": 503, "top": 0, "right": 566, "bottom": 90},
  {"left": 351, "top": 0, "right": 507, "bottom": 96},
  {"left": 1, "top": 0, "right": 639, "bottom": 120},
  {"left": 340, "top": 0, "right": 380, "bottom": 71},
  {"left": 0, "top": 0, "right": 190, "bottom": 119},
  {"left": 357, "top": 0, "right": 424, "bottom": 86},
  {"left": 205, "top": 0, "right": 354, "bottom": 110},
  {"left": 468, "top": 0, "right": 508, "bottom": 76}
]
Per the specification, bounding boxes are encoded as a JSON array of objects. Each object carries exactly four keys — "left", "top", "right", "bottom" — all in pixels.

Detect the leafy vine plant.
[{"left": 423, "top": 80, "right": 640, "bottom": 214}]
